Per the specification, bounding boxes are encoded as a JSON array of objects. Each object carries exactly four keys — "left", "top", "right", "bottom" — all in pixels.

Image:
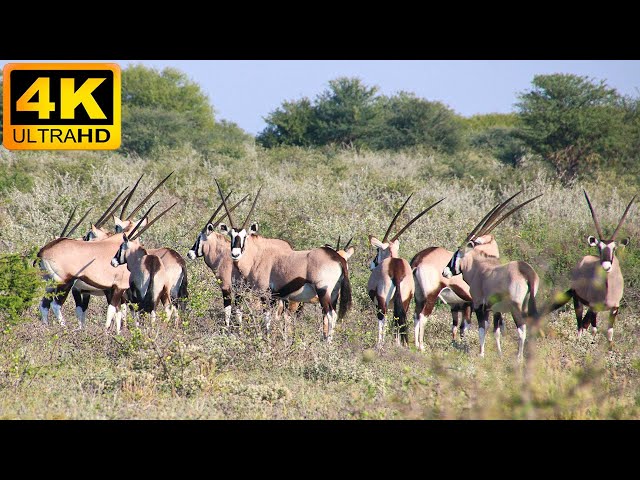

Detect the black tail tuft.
[{"left": 338, "top": 268, "right": 352, "bottom": 319}]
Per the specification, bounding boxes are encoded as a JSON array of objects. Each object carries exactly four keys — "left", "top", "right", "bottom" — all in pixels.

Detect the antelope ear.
[
  {"left": 587, "top": 236, "right": 598, "bottom": 247},
  {"left": 113, "top": 215, "right": 124, "bottom": 233},
  {"left": 219, "top": 223, "right": 230, "bottom": 235},
  {"left": 369, "top": 236, "right": 385, "bottom": 249},
  {"left": 249, "top": 222, "right": 259, "bottom": 235},
  {"left": 343, "top": 246, "right": 355, "bottom": 260},
  {"left": 90, "top": 223, "right": 99, "bottom": 234},
  {"left": 206, "top": 223, "right": 214, "bottom": 234},
  {"left": 131, "top": 217, "right": 148, "bottom": 232},
  {"left": 466, "top": 241, "right": 475, "bottom": 249},
  {"left": 620, "top": 237, "right": 630, "bottom": 247}
]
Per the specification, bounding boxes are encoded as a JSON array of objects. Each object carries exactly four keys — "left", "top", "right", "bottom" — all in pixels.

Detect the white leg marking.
[
  {"left": 264, "top": 311, "right": 271, "bottom": 335},
  {"left": 224, "top": 305, "right": 232, "bottom": 327},
  {"left": 40, "top": 302, "right": 50, "bottom": 325},
  {"left": 327, "top": 310, "right": 337, "bottom": 343},
  {"left": 105, "top": 304, "right": 117, "bottom": 331},
  {"left": 75, "top": 306, "right": 85, "bottom": 329},
  {"left": 452, "top": 324, "right": 458, "bottom": 341},
  {"left": 607, "top": 327, "right": 614, "bottom": 343},
  {"left": 495, "top": 326, "right": 502, "bottom": 356},
  {"left": 478, "top": 327, "right": 486, "bottom": 357},
  {"left": 52, "top": 301, "right": 65, "bottom": 327},
  {"left": 378, "top": 317, "right": 386, "bottom": 347},
  {"left": 419, "top": 314, "right": 426, "bottom": 351},
  {"left": 517, "top": 324, "right": 527, "bottom": 361},
  {"left": 591, "top": 326, "right": 597, "bottom": 336},
  {"left": 414, "top": 313, "right": 421, "bottom": 348}
]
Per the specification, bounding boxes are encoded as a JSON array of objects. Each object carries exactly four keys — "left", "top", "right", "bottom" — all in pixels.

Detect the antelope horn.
[
  {"left": 611, "top": 194, "right": 637, "bottom": 241},
  {"left": 583, "top": 190, "right": 604, "bottom": 240},
  {"left": 391, "top": 197, "right": 446, "bottom": 242},
  {"left": 481, "top": 194, "right": 543, "bottom": 235},
  {"left": 382, "top": 194, "right": 413, "bottom": 243},
  {"left": 127, "top": 202, "right": 158, "bottom": 240},
  {"left": 94, "top": 186, "right": 129, "bottom": 228},
  {"left": 215, "top": 179, "right": 235, "bottom": 228},
  {"left": 67, "top": 207, "right": 94, "bottom": 238},
  {"left": 204, "top": 190, "right": 233, "bottom": 231},
  {"left": 336, "top": 235, "right": 341, "bottom": 251},
  {"left": 130, "top": 202, "right": 178, "bottom": 241},
  {"left": 126, "top": 171, "right": 174, "bottom": 221},
  {"left": 60, "top": 206, "right": 78, "bottom": 237},
  {"left": 98, "top": 192, "right": 134, "bottom": 229},
  {"left": 120, "top": 174, "right": 144, "bottom": 219},
  {"left": 464, "top": 190, "right": 522, "bottom": 244},
  {"left": 213, "top": 194, "right": 251, "bottom": 228},
  {"left": 241, "top": 186, "right": 262, "bottom": 231},
  {"left": 475, "top": 190, "right": 523, "bottom": 238},
  {"left": 343, "top": 237, "right": 353, "bottom": 250}
]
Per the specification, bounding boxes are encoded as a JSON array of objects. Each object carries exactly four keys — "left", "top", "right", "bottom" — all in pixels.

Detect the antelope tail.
[
  {"left": 527, "top": 278, "right": 538, "bottom": 319},
  {"left": 141, "top": 275, "right": 156, "bottom": 313},
  {"left": 392, "top": 276, "right": 404, "bottom": 324},
  {"left": 338, "top": 265, "right": 352, "bottom": 320},
  {"left": 534, "top": 289, "right": 575, "bottom": 323},
  {"left": 177, "top": 264, "right": 189, "bottom": 312}
]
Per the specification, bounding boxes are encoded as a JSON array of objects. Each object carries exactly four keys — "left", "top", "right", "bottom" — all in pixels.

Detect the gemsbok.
[
  {"left": 187, "top": 191, "right": 250, "bottom": 327},
  {"left": 410, "top": 193, "right": 523, "bottom": 350},
  {"left": 215, "top": 180, "right": 352, "bottom": 343},
  {"left": 443, "top": 192, "right": 542, "bottom": 360},
  {"left": 111, "top": 202, "right": 179, "bottom": 325},
  {"left": 542, "top": 190, "right": 636, "bottom": 344},
  {"left": 368, "top": 194, "right": 445, "bottom": 348}
]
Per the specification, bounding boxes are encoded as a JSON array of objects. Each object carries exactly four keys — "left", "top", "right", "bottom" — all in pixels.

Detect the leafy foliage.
[
  {"left": 258, "top": 78, "right": 464, "bottom": 153},
  {"left": 516, "top": 74, "right": 632, "bottom": 182},
  {"left": 121, "top": 64, "right": 251, "bottom": 157},
  {"left": 0, "top": 250, "right": 40, "bottom": 327}
]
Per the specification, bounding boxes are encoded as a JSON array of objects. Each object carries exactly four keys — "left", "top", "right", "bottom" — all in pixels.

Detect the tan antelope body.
[
  {"left": 368, "top": 195, "right": 445, "bottom": 348},
  {"left": 544, "top": 191, "right": 635, "bottom": 343},
  {"left": 111, "top": 202, "right": 179, "bottom": 325},
  {"left": 443, "top": 192, "right": 542, "bottom": 360},
  {"left": 411, "top": 234, "right": 500, "bottom": 350},
  {"left": 215, "top": 182, "right": 352, "bottom": 342}
]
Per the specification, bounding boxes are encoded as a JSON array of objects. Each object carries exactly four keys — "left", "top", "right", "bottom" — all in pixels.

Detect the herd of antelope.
[{"left": 34, "top": 173, "right": 637, "bottom": 361}]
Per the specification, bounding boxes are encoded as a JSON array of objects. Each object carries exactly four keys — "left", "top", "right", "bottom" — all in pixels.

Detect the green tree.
[
  {"left": 121, "top": 64, "right": 250, "bottom": 156},
  {"left": 312, "top": 77, "right": 379, "bottom": 148},
  {"left": 257, "top": 98, "right": 315, "bottom": 148},
  {"left": 0, "top": 251, "right": 40, "bottom": 327},
  {"left": 366, "top": 92, "right": 463, "bottom": 153},
  {"left": 516, "top": 74, "right": 628, "bottom": 181}
]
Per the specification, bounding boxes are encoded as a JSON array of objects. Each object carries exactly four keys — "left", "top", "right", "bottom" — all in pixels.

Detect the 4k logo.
[{"left": 3, "top": 63, "right": 121, "bottom": 150}]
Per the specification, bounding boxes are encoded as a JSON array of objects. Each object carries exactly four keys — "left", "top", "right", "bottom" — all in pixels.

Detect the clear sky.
[{"left": 3, "top": 60, "right": 640, "bottom": 135}]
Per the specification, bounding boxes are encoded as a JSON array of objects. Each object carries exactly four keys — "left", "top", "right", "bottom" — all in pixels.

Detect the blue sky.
[{"left": 3, "top": 60, "right": 640, "bottom": 135}]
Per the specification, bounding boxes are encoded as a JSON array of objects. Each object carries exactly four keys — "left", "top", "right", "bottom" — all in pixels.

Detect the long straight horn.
[
  {"left": 213, "top": 194, "right": 250, "bottom": 228},
  {"left": 482, "top": 194, "right": 543, "bottom": 235},
  {"left": 241, "top": 186, "right": 262, "bottom": 230},
  {"left": 204, "top": 190, "right": 233, "bottom": 231},
  {"left": 336, "top": 235, "right": 341, "bottom": 251},
  {"left": 464, "top": 190, "right": 522, "bottom": 243},
  {"left": 120, "top": 174, "right": 144, "bottom": 219},
  {"left": 130, "top": 202, "right": 178, "bottom": 241},
  {"left": 60, "top": 206, "right": 77, "bottom": 237},
  {"left": 611, "top": 194, "right": 637, "bottom": 241},
  {"left": 583, "top": 190, "right": 604, "bottom": 240},
  {"left": 382, "top": 194, "right": 413, "bottom": 243},
  {"left": 127, "top": 202, "right": 158, "bottom": 240},
  {"left": 126, "top": 171, "right": 174, "bottom": 221},
  {"left": 391, "top": 197, "right": 446, "bottom": 242},
  {"left": 343, "top": 237, "right": 353, "bottom": 250},
  {"left": 97, "top": 192, "right": 133, "bottom": 229},
  {"left": 94, "top": 186, "right": 129, "bottom": 228},
  {"left": 67, "top": 207, "right": 94, "bottom": 237},
  {"left": 215, "top": 179, "right": 235, "bottom": 228},
  {"left": 475, "top": 190, "right": 523, "bottom": 238}
]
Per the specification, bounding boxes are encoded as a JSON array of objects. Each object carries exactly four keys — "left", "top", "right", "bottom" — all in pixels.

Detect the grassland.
[{"left": 1, "top": 144, "right": 639, "bottom": 419}]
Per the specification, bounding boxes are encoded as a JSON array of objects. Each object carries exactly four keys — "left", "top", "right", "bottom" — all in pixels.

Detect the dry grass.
[{"left": 1, "top": 144, "right": 639, "bottom": 419}]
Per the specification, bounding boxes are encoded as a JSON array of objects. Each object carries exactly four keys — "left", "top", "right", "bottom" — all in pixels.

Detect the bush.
[{"left": 0, "top": 250, "right": 41, "bottom": 327}]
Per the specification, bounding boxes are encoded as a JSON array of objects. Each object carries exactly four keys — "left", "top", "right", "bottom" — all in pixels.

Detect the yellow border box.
[{"left": 3, "top": 63, "right": 121, "bottom": 150}]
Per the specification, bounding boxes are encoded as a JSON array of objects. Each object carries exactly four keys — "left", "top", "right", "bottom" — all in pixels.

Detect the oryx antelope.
[
  {"left": 368, "top": 194, "right": 445, "bottom": 348},
  {"left": 443, "top": 192, "right": 542, "bottom": 360},
  {"left": 187, "top": 191, "right": 250, "bottom": 327},
  {"left": 111, "top": 202, "right": 179, "bottom": 325},
  {"left": 410, "top": 193, "right": 524, "bottom": 350},
  {"left": 542, "top": 190, "right": 636, "bottom": 343},
  {"left": 216, "top": 181, "right": 352, "bottom": 342}
]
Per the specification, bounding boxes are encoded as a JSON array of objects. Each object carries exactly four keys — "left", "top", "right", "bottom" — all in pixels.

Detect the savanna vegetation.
[{"left": 1, "top": 65, "right": 639, "bottom": 419}]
